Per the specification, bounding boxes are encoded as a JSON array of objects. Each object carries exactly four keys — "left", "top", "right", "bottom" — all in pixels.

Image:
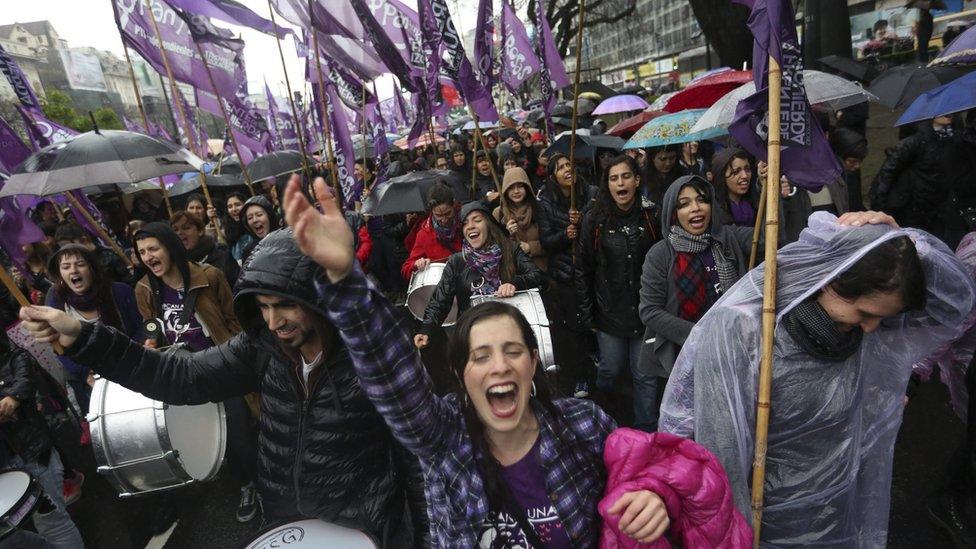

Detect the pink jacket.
[{"left": 598, "top": 428, "right": 752, "bottom": 549}]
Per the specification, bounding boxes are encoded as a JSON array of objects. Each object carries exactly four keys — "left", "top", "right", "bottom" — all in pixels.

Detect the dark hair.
[
  {"left": 355, "top": 157, "right": 376, "bottom": 172},
  {"left": 830, "top": 236, "right": 925, "bottom": 311},
  {"left": 712, "top": 150, "right": 758, "bottom": 216},
  {"left": 225, "top": 192, "right": 248, "bottom": 209},
  {"left": 39, "top": 221, "right": 58, "bottom": 238},
  {"left": 54, "top": 222, "right": 93, "bottom": 245},
  {"left": 462, "top": 208, "right": 518, "bottom": 281},
  {"left": 497, "top": 153, "right": 516, "bottom": 172},
  {"left": 185, "top": 194, "right": 206, "bottom": 210},
  {"left": 23, "top": 242, "right": 52, "bottom": 269},
  {"left": 644, "top": 145, "right": 684, "bottom": 202},
  {"left": 170, "top": 210, "right": 205, "bottom": 232},
  {"left": 426, "top": 181, "right": 455, "bottom": 209},
  {"left": 873, "top": 19, "right": 888, "bottom": 33},
  {"left": 49, "top": 245, "right": 123, "bottom": 330},
  {"left": 596, "top": 155, "right": 642, "bottom": 217}
]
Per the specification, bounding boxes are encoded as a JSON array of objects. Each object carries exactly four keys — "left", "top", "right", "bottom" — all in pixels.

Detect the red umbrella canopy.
[
  {"left": 607, "top": 110, "right": 667, "bottom": 138},
  {"left": 664, "top": 69, "right": 753, "bottom": 112}
]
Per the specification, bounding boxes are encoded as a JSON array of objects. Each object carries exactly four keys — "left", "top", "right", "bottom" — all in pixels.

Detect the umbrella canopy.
[
  {"left": 690, "top": 70, "right": 878, "bottom": 134},
  {"left": 867, "top": 65, "right": 968, "bottom": 109},
  {"left": 393, "top": 133, "right": 446, "bottom": 149},
  {"left": 930, "top": 24, "right": 976, "bottom": 66},
  {"left": 663, "top": 70, "right": 753, "bottom": 113},
  {"left": 896, "top": 71, "right": 976, "bottom": 126},
  {"left": 462, "top": 120, "right": 498, "bottom": 131},
  {"left": 247, "top": 150, "right": 305, "bottom": 182},
  {"left": 0, "top": 129, "right": 203, "bottom": 198},
  {"left": 544, "top": 134, "right": 625, "bottom": 159},
  {"left": 649, "top": 91, "right": 678, "bottom": 111},
  {"left": 817, "top": 55, "right": 871, "bottom": 81},
  {"left": 167, "top": 173, "right": 243, "bottom": 197},
  {"left": 593, "top": 94, "right": 651, "bottom": 115},
  {"left": 607, "top": 110, "right": 667, "bottom": 138},
  {"left": 576, "top": 98, "right": 597, "bottom": 115},
  {"left": 361, "top": 169, "right": 467, "bottom": 216},
  {"left": 624, "top": 109, "right": 726, "bottom": 149}
]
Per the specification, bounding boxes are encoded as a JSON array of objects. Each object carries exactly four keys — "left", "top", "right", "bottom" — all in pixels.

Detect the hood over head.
[
  {"left": 133, "top": 222, "right": 190, "bottom": 290},
  {"left": 708, "top": 147, "right": 747, "bottom": 186},
  {"left": 501, "top": 167, "right": 532, "bottom": 194},
  {"left": 659, "top": 175, "right": 721, "bottom": 236},
  {"left": 240, "top": 195, "right": 279, "bottom": 240},
  {"left": 234, "top": 228, "right": 326, "bottom": 335},
  {"left": 829, "top": 128, "right": 868, "bottom": 160}
]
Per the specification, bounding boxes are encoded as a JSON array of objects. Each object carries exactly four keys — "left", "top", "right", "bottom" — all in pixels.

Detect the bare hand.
[
  {"left": 779, "top": 176, "right": 792, "bottom": 198},
  {"left": 506, "top": 219, "right": 519, "bottom": 236},
  {"left": 608, "top": 490, "right": 669, "bottom": 543},
  {"left": 566, "top": 225, "right": 578, "bottom": 240},
  {"left": 144, "top": 338, "right": 158, "bottom": 349},
  {"left": 568, "top": 209, "right": 581, "bottom": 225},
  {"left": 486, "top": 190, "right": 500, "bottom": 203},
  {"left": 495, "top": 283, "right": 516, "bottom": 298},
  {"left": 414, "top": 258, "right": 431, "bottom": 272},
  {"left": 413, "top": 334, "right": 429, "bottom": 349},
  {"left": 284, "top": 174, "right": 355, "bottom": 282},
  {"left": 837, "top": 210, "right": 899, "bottom": 228},
  {"left": 19, "top": 306, "right": 83, "bottom": 348},
  {"left": 758, "top": 160, "right": 768, "bottom": 182},
  {"left": 519, "top": 241, "right": 531, "bottom": 254},
  {"left": 0, "top": 396, "right": 20, "bottom": 421},
  {"left": 87, "top": 371, "right": 96, "bottom": 388}
]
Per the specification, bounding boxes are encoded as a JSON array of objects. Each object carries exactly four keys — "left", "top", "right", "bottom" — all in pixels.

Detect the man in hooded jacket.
[{"left": 20, "top": 227, "right": 427, "bottom": 548}]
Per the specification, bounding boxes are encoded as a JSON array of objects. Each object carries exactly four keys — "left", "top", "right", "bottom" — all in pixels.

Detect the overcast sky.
[{"left": 1, "top": 0, "right": 484, "bottom": 101}]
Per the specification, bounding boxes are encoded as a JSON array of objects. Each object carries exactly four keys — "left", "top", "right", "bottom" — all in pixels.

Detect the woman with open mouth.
[
  {"left": 414, "top": 201, "right": 545, "bottom": 350},
  {"left": 239, "top": 195, "right": 280, "bottom": 262},
  {"left": 171, "top": 210, "right": 241, "bottom": 288},
  {"left": 576, "top": 155, "right": 661, "bottom": 431},
  {"left": 223, "top": 192, "right": 254, "bottom": 263},
  {"left": 44, "top": 244, "right": 144, "bottom": 414}
]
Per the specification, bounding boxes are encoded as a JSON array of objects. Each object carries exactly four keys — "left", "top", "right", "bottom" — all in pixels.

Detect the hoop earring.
[{"left": 530, "top": 381, "right": 537, "bottom": 397}]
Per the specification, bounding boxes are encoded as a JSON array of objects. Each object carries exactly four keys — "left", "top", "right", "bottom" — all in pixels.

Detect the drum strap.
[{"left": 498, "top": 484, "right": 545, "bottom": 549}]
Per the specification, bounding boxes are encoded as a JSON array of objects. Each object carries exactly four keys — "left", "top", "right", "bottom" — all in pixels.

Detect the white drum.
[
  {"left": 0, "top": 470, "right": 42, "bottom": 539},
  {"left": 471, "top": 289, "right": 556, "bottom": 368},
  {"left": 407, "top": 262, "right": 459, "bottom": 326},
  {"left": 245, "top": 519, "right": 378, "bottom": 549},
  {"left": 87, "top": 379, "right": 226, "bottom": 497}
]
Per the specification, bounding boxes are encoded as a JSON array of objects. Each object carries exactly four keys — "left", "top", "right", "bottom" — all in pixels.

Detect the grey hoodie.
[{"left": 638, "top": 175, "right": 753, "bottom": 377}]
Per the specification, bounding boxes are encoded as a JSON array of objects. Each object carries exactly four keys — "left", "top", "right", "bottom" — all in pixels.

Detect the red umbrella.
[
  {"left": 664, "top": 69, "right": 753, "bottom": 112},
  {"left": 607, "top": 110, "right": 667, "bottom": 138}
]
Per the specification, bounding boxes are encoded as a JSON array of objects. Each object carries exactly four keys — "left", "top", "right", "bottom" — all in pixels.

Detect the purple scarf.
[
  {"left": 64, "top": 288, "right": 99, "bottom": 313},
  {"left": 463, "top": 241, "right": 502, "bottom": 296},
  {"left": 432, "top": 215, "right": 460, "bottom": 249}
]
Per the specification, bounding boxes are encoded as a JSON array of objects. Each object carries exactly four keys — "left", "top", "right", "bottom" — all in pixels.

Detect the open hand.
[
  {"left": 414, "top": 258, "right": 431, "bottom": 272},
  {"left": 284, "top": 174, "right": 355, "bottom": 282},
  {"left": 19, "top": 306, "right": 83, "bottom": 348},
  {"left": 608, "top": 490, "right": 669, "bottom": 543},
  {"left": 837, "top": 210, "right": 898, "bottom": 228}
]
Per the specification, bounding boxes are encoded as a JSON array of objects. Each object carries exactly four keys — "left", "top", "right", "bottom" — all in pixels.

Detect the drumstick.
[{"left": 0, "top": 265, "right": 63, "bottom": 354}]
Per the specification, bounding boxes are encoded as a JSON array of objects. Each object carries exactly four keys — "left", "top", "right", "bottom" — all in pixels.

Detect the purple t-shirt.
[
  {"left": 477, "top": 439, "right": 572, "bottom": 548},
  {"left": 158, "top": 284, "right": 213, "bottom": 352},
  {"left": 728, "top": 200, "right": 755, "bottom": 227}
]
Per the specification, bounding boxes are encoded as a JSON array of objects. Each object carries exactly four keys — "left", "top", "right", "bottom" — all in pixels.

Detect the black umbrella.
[
  {"left": 818, "top": 55, "right": 871, "bottom": 82},
  {"left": 544, "top": 134, "right": 626, "bottom": 159},
  {"left": 0, "top": 129, "right": 203, "bottom": 198},
  {"left": 618, "top": 84, "right": 648, "bottom": 96},
  {"left": 166, "top": 173, "right": 243, "bottom": 197},
  {"left": 552, "top": 103, "right": 573, "bottom": 117},
  {"left": 361, "top": 170, "right": 468, "bottom": 216},
  {"left": 867, "top": 65, "right": 968, "bottom": 109},
  {"left": 572, "top": 80, "right": 618, "bottom": 100},
  {"left": 526, "top": 108, "right": 546, "bottom": 124},
  {"left": 247, "top": 150, "right": 305, "bottom": 182}
]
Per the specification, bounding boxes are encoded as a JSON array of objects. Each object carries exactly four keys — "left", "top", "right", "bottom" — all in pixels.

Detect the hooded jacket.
[
  {"left": 62, "top": 229, "right": 422, "bottom": 547},
  {"left": 493, "top": 168, "right": 547, "bottom": 271},
  {"left": 133, "top": 223, "right": 241, "bottom": 346},
  {"left": 400, "top": 214, "right": 462, "bottom": 281},
  {"left": 186, "top": 234, "right": 240, "bottom": 288},
  {"left": 638, "top": 176, "right": 752, "bottom": 377},
  {"left": 240, "top": 195, "right": 279, "bottom": 259},
  {"left": 0, "top": 344, "right": 51, "bottom": 465}
]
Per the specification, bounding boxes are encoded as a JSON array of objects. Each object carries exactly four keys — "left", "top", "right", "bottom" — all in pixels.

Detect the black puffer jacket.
[
  {"left": 63, "top": 230, "right": 422, "bottom": 548},
  {"left": 420, "top": 248, "right": 545, "bottom": 335},
  {"left": 0, "top": 346, "right": 50, "bottom": 465},
  {"left": 537, "top": 180, "right": 598, "bottom": 283},
  {"left": 575, "top": 199, "right": 660, "bottom": 336},
  {"left": 187, "top": 235, "right": 240, "bottom": 287}
]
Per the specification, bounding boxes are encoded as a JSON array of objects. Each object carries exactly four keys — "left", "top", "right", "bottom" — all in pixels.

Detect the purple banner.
[
  {"left": 0, "top": 175, "right": 44, "bottom": 273},
  {"left": 321, "top": 61, "right": 358, "bottom": 209},
  {"left": 473, "top": 0, "right": 494, "bottom": 89},
  {"left": 500, "top": 1, "right": 540, "bottom": 93},
  {"left": 0, "top": 116, "right": 32, "bottom": 172},
  {"left": 171, "top": 85, "right": 206, "bottom": 156},
  {"left": 728, "top": 0, "right": 840, "bottom": 189},
  {"left": 347, "top": 0, "right": 418, "bottom": 92},
  {"left": 163, "top": 0, "right": 288, "bottom": 37},
  {"left": 428, "top": 0, "right": 497, "bottom": 120},
  {"left": 415, "top": 0, "right": 443, "bottom": 119},
  {"left": 113, "top": 0, "right": 245, "bottom": 101},
  {"left": 369, "top": 82, "right": 389, "bottom": 185},
  {"left": 196, "top": 89, "right": 271, "bottom": 154},
  {"left": 534, "top": 0, "right": 568, "bottom": 121},
  {"left": 394, "top": 83, "right": 410, "bottom": 128},
  {"left": 366, "top": 0, "right": 424, "bottom": 79},
  {"left": 0, "top": 45, "right": 41, "bottom": 111}
]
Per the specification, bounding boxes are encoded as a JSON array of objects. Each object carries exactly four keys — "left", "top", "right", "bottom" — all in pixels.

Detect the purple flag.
[
  {"left": 727, "top": 0, "right": 840, "bottom": 189},
  {"left": 264, "top": 82, "right": 284, "bottom": 149},
  {"left": 473, "top": 0, "right": 494, "bottom": 89},
  {"left": 0, "top": 45, "right": 41, "bottom": 111},
  {"left": 367, "top": 0, "right": 425, "bottom": 79},
  {"left": 170, "top": 86, "right": 206, "bottom": 155},
  {"left": 534, "top": 0, "right": 568, "bottom": 123},
  {"left": 113, "top": 0, "right": 245, "bottom": 101},
  {"left": 163, "top": 0, "right": 289, "bottom": 37},
  {"left": 413, "top": 0, "right": 443, "bottom": 124},
  {"left": 197, "top": 90, "right": 271, "bottom": 154},
  {"left": 122, "top": 115, "right": 143, "bottom": 133},
  {"left": 500, "top": 1, "right": 541, "bottom": 93},
  {"left": 320, "top": 60, "right": 358, "bottom": 209},
  {"left": 0, "top": 116, "right": 32, "bottom": 172},
  {"left": 293, "top": 31, "right": 309, "bottom": 59},
  {"left": 0, "top": 118, "right": 44, "bottom": 271},
  {"left": 429, "top": 0, "right": 498, "bottom": 121},
  {"left": 394, "top": 83, "right": 410, "bottom": 127},
  {"left": 309, "top": 51, "right": 374, "bottom": 111},
  {"left": 347, "top": 0, "right": 418, "bottom": 93},
  {"left": 369, "top": 82, "right": 390, "bottom": 185}
]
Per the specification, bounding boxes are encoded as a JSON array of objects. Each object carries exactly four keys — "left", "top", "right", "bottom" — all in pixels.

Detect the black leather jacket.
[
  {"left": 420, "top": 249, "right": 546, "bottom": 334},
  {"left": 0, "top": 348, "right": 51, "bottom": 465},
  {"left": 537, "top": 181, "right": 598, "bottom": 283},
  {"left": 64, "top": 230, "right": 423, "bottom": 548}
]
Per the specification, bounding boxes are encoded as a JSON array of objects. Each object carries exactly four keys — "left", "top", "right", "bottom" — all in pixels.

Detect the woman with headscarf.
[
  {"left": 659, "top": 211, "right": 976, "bottom": 545},
  {"left": 413, "top": 201, "right": 545, "bottom": 350},
  {"left": 493, "top": 167, "right": 547, "bottom": 272},
  {"left": 401, "top": 182, "right": 463, "bottom": 281}
]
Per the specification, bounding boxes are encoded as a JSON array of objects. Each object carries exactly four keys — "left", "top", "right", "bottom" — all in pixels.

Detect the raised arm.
[{"left": 285, "top": 175, "right": 459, "bottom": 459}]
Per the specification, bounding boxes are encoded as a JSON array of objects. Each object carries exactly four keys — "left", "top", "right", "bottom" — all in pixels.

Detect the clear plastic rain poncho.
[{"left": 659, "top": 213, "right": 976, "bottom": 547}]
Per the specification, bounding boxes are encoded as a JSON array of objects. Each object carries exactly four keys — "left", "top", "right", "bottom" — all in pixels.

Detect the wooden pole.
[
  {"left": 267, "top": 0, "right": 311, "bottom": 179},
  {"left": 0, "top": 265, "right": 62, "bottom": 354},
  {"left": 197, "top": 172, "right": 225, "bottom": 243},
  {"left": 748, "top": 181, "right": 767, "bottom": 270},
  {"left": 750, "top": 54, "right": 782, "bottom": 547},
  {"left": 63, "top": 192, "right": 133, "bottom": 268},
  {"left": 470, "top": 113, "right": 479, "bottom": 198},
  {"left": 309, "top": 27, "right": 343, "bottom": 204},
  {"left": 567, "top": 0, "right": 587, "bottom": 211},
  {"left": 120, "top": 45, "right": 173, "bottom": 215},
  {"left": 190, "top": 41, "right": 257, "bottom": 196}
]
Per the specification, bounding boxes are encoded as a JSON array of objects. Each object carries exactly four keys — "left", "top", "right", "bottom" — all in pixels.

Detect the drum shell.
[
  {"left": 0, "top": 471, "right": 42, "bottom": 540},
  {"left": 87, "top": 379, "right": 226, "bottom": 497},
  {"left": 470, "top": 290, "right": 556, "bottom": 367},
  {"left": 407, "top": 262, "right": 459, "bottom": 326},
  {"left": 245, "top": 519, "right": 378, "bottom": 549}
]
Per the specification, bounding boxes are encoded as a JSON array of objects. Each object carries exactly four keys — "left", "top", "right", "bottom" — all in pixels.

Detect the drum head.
[
  {"left": 164, "top": 402, "right": 225, "bottom": 481},
  {"left": 246, "top": 519, "right": 378, "bottom": 549},
  {"left": 0, "top": 471, "right": 30, "bottom": 516}
]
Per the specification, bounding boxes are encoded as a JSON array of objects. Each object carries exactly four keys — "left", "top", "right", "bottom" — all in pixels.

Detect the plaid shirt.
[{"left": 318, "top": 267, "right": 616, "bottom": 548}]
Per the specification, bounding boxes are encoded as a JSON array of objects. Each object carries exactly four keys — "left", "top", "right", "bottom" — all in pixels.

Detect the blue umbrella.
[
  {"left": 896, "top": 71, "right": 976, "bottom": 127},
  {"left": 623, "top": 109, "right": 727, "bottom": 149}
]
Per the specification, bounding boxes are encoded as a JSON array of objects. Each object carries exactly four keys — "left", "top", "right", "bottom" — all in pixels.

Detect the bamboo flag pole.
[
  {"left": 470, "top": 111, "right": 479, "bottom": 198},
  {"left": 0, "top": 265, "right": 62, "bottom": 354},
  {"left": 120, "top": 45, "right": 173, "bottom": 215},
  {"left": 748, "top": 181, "right": 767, "bottom": 269},
  {"left": 267, "top": 0, "right": 311, "bottom": 180},
  {"left": 750, "top": 54, "right": 783, "bottom": 547},
  {"left": 566, "top": 0, "right": 587, "bottom": 212},
  {"left": 191, "top": 41, "right": 257, "bottom": 196},
  {"left": 309, "top": 27, "right": 343, "bottom": 203},
  {"left": 360, "top": 85, "right": 369, "bottom": 166},
  {"left": 197, "top": 171, "right": 225, "bottom": 243}
]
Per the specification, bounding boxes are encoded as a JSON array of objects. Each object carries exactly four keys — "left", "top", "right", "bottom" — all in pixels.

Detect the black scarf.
[{"left": 783, "top": 298, "right": 863, "bottom": 361}]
